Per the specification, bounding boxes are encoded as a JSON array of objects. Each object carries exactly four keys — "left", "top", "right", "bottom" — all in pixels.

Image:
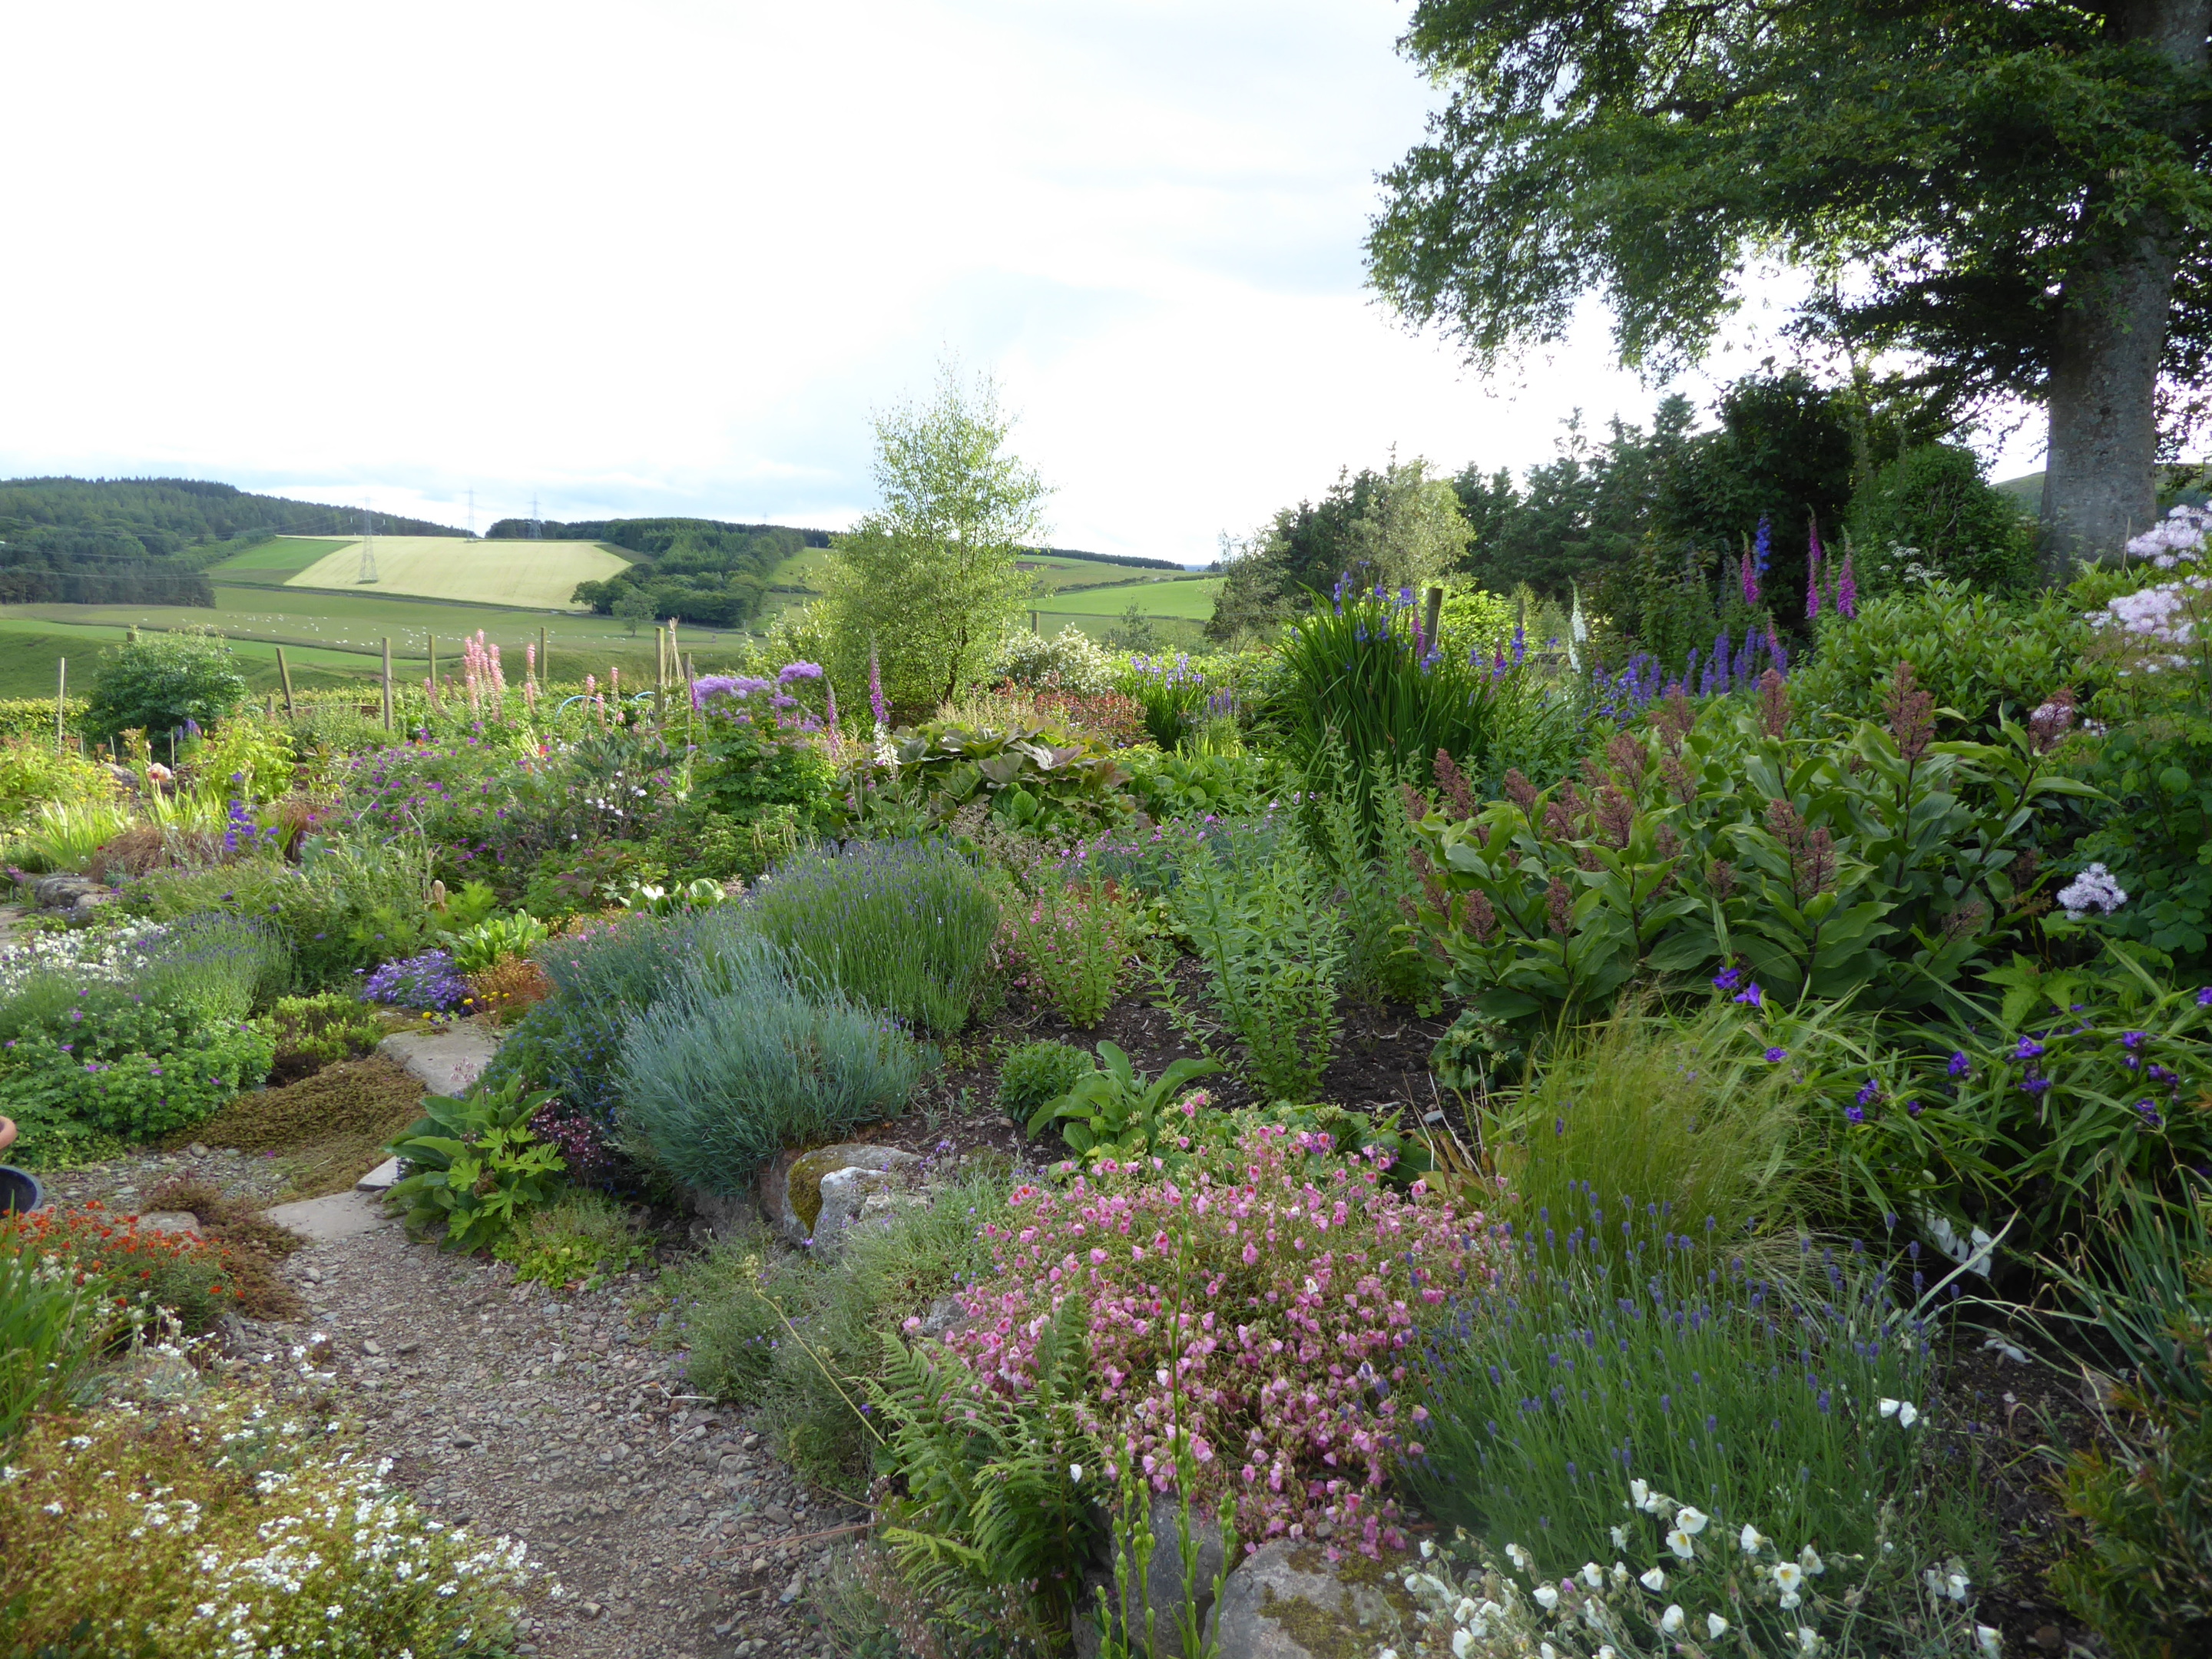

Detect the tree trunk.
[
  {"left": 2038, "top": 0, "right": 2210, "bottom": 575},
  {"left": 2040, "top": 237, "right": 2176, "bottom": 571}
]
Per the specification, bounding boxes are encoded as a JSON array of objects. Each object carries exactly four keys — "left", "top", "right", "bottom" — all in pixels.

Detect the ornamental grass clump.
[
  {"left": 934, "top": 1122, "right": 1492, "bottom": 1556},
  {"left": 747, "top": 840, "right": 1000, "bottom": 1034}
]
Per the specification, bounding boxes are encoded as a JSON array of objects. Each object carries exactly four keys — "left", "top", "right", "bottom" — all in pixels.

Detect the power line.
[{"left": 357, "top": 500, "right": 379, "bottom": 584}]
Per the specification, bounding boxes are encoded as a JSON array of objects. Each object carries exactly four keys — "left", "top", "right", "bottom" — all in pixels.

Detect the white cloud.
[{"left": 0, "top": 0, "right": 2044, "bottom": 564}]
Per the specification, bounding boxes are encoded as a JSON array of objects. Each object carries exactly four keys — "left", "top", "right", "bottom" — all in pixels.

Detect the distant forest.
[{"left": 0, "top": 476, "right": 463, "bottom": 608}]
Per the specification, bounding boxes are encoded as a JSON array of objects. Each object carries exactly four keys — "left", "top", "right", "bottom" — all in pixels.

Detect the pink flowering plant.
[{"left": 929, "top": 1121, "right": 1495, "bottom": 1556}]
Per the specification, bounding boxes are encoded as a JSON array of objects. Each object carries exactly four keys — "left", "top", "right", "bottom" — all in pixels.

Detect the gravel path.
[{"left": 45, "top": 1151, "right": 859, "bottom": 1659}]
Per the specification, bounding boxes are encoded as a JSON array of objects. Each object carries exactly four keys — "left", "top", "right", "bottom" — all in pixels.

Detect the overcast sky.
[{"left": 0, "top": 1, "right": 2042, "bottom": 564}]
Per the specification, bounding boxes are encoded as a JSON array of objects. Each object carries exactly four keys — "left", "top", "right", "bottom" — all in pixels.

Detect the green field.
[
  {"left": 273, "top": 536, "right": 628, "bottom": 609},
  {"left": 207, "top": 535, "right": 373, "bottom": 577},
  {"left": 1031, "top": 575, "right": 1224, "bottom": 620}
]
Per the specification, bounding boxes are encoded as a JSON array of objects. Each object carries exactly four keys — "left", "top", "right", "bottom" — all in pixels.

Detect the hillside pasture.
[
  {"left": 1032, "top": 575, "right": 1224, "bottom": 620},
  {"left": 207, "top": 535, "right": 376, "bottom": 578},
  {"left": 283, "top": 538, "right": 627, "bottom": 608}
]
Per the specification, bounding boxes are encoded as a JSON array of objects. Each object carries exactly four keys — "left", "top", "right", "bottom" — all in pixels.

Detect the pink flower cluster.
[{"left": 929, "top": 1124, "right": 1495, "bottom": 1557}]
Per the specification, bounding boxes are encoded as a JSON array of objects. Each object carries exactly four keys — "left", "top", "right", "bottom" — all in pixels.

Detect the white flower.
[
  {"left": 2061, "top": 863, "right": 2132, "bottom": 919},
  {"left": 1505, "top": 1542, "right": 1532, "bottom": 1571},
  {"left": 1628, "top": 1478, "right": 1651, "bottom": 1511},
  {"left": 1598, "top": 1649, "right": 1617, "bottom": 1659},
  {"left": 1069, "top": 1464, "right": 1083, "bottom": 1483},
  {"left": 1797, "top": 1629, "right": 1821, "bottom": 1654},
  {"left": 1450, "top": 1631, "right": 1472, "bottom": 1659},
  {"left": 1675, "top": 1505, "right": 1708, "bottom": 1535},
  {"left": 1639, "top": 1567, "right": 1667, "bottom": 1592},
  {"left": 1773, "top": 1561, "right": 1805, "bottom": 1592},
  {"left": 1799, "top": 1545, "right": 1826, "bottom": 1575},
  {"left": 1659, "top": 1605, "right": 1685, "bottom": 1634},
  {"left": 1421, "top": 1541, "right": 1435, "bottom": 1559},
  {"left": 1975, "top": 1627, "right": 2002, "bottom": 1656},
  {"left": 1740, "top": 1522, "right": 1766, "bottom": 1553},
  {"left": 1611, "top": 1561, "right": 1630, "bottom": 1585},
  {"left": 1580, "top": 1562, "right": 1603, "bottom": 1588},
  {"left": 1540, "top": 1645, "right": 1556, "bottom": 1659},
  {"left": 1610, "top": 1525, "right": 1628, "bottom": 1550},
  {"left": 1453, "top": 1598, "right": 1478, "bottom": 1624},
  {"left": 1667, "top": 1528, "right": 1694, "bottom": 1559},
  {"left": 1534, "top": 1584, "right": 1558, "bottom": 1610},
  {"left": 1707, "top": 1614, "right": 1729, "bottom": 1639}
]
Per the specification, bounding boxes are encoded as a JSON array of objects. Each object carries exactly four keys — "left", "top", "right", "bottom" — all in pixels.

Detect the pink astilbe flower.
[{"left": 932, "top": 1123, "right": 1497, "bottom": 1558}]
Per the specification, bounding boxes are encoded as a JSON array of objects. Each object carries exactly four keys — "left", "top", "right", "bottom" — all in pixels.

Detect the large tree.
[
  {"left": 820, "top": 366, "right": 1049, "bottom": 715},
  {"left": 1367, "top": 0, "right": 2212, "bottom": 568}
]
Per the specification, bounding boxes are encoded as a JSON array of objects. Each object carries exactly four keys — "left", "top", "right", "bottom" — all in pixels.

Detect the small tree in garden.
[
  {"left": 84, "top": 628, "right": 249, "bottom": 746},
  {"left": 821, "top": 363, "right": 1051, "bottom": 718}
]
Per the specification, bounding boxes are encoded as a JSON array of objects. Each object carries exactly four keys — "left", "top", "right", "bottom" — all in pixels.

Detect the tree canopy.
[
  {"left": 819, "top": 367, "right": 1051, "bottom": 715},
  {"left": 1367, "top": 0, "right": 2212, "bottom": 563}
]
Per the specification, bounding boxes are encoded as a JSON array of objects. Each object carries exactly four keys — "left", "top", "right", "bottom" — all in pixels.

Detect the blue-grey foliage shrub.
[
  {"left": 616, "top": 937, "right": 932, "bottom": 1192},
  {"left": 745, "top": 841, "right": 999, "bottom": 1034}
]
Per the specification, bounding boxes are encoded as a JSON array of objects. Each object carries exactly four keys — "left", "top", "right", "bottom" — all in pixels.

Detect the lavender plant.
[
  {"left": 1407, "top": 1206, "right": 1990, "bottom": 1641},
  {"left": 746, "top": 840, "right": 999, "bottom": 1034}
]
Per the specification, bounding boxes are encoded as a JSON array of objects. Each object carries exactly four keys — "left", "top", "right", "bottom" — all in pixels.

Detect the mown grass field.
[
  {"left": 277, "top": 537, "right": 628, "bottom": 608},
  {"left": 206, "top": 535, "right": 368, "bottom": 577},
  {"left": 1032, "top": 575, "right": 1224, "bottom": 619}
]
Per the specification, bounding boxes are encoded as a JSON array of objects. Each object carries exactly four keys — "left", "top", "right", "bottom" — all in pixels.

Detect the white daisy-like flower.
[
  {"left": 1675, "top": 1505, "right": 1708, "bottom": 1535},
  {"left": 1580, "top": 1562, "right": 1603, "bottom": 1588},
  {"left": 1740, "top": 1522, "right": 1766, "bottom": 1553},
  {"left": 1774, "top": 1561, "right": 1805, "bottom": 1592},
  {"left": 1659, "top": 1605, "right": 1684, "bottom": 1634},
  {"left": 1639, "top": 1566, "right": 1666, "bottom": 1592},
  {"left": 1533, "top": 1584, "right": 1558, "bottom": 1610},
  {"left": 1667, "top": 1528, "right": 1694, "bottom": 1559}
]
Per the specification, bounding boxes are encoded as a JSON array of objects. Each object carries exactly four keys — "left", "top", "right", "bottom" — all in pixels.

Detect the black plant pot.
[{"left": 0, "top": 1167, "right": 43, "bottom": 1214}]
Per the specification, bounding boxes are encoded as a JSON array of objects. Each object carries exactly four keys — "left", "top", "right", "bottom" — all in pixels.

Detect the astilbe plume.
[
  {"left": 1757, "top": 667, "right": 1790, "bottom": 738},
  {"left": 1763, "top": 799, "right": 1836, "bottom": 906},
  {"left": 1502, "top": 768, "right": 1539, "bottom": 816},
  {"left": 931, "top": 1124, "right": 1491, "bottom": 1556},
  {"left": 1545, "top": 876, "right": 1575, "bottom": 937},
  {"left": 1883, "top": 661, "right": 1934, "bottom": 767},
  {"left": 1432, "top": 749, "right": 1479, "bottom": 821},
  {"left": 2027, "top": 687, "right": 2077, "bottom": 755}
]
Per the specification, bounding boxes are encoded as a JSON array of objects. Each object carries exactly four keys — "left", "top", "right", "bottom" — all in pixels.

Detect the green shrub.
[
  {"left": 123, "top": 837, "right": 434, "bottom": 991},
  {"left": 999, "top": 870, "right": 1142, "bottom": 1028},
  {"left": 81, "top": 629, "right": 249, "bottom": 747},
  {"left": 616, "top": 939, "right": 933, "bottom": 1194},
  {"left": 1791, "top": 581, "right": 2092, "bottom": 740},
  {"left": 1408, "top": 1208, "right": 1991, "bottom": 1646},
  {"left": 659, "top": 1162, "right": 1014, "bottom": 1485},
  {"left": 386, "top": 1075, "right": 565, "bottom": 1253},
  {"left": 0, "top": 739, "right": 111, "bottom": 830},
  {"left": 1124, "top": 747, "right": 1281, "bottom": 821},
  {"left": 1845, "top": 442, "right": 2035, "bottom": 591},
  {"left": 0, "top": 1382, "right": 534, "bottom": 1654},
  {"left": 1171, "top": 835, "right": 1346, "bottom": 1101},
  {"left": 747, "top": 841, "right": 1000, "bottom": 1034},
  {"left": 261, "top": 992, "right": 382, "bottom": 1085},
  {"left": 0, "top": 980, "right": 275, "bottom": 1163},
  {"left": 687, "top": 698, "right": 839, "bottom": 831},
  {"left": 994, "top": 1039, "right": 1096, "bottom": 1118},
  {"left": 1408, "top": 682, "right": 2088, "bottom": 1027},
  {"left": 492, "top": 1190, "right": 651, "bottom": 1290},
  {"left": 846, "top": 720, "right": 1136, "bottom": 838},
  {"left": 1025, "top": 1040, "right": 1223, "bottom": 1165},
  {"left": 2061, "top": 708, "right": 2212, "bottom": 970}
]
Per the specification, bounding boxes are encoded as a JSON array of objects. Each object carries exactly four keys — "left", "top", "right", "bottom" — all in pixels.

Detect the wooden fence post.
[
  {"left": 275, "top": 646, "right": 296, "bottom": 720},
  {"left": 381, "top": 637, "right": 393, "bottom": 732},
  {"left": 55, "top": 657, "right": 65, "bottom": 752}
]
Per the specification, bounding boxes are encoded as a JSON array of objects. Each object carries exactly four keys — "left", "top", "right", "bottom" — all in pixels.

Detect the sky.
[{"left": 0, "top": 1, "right": 2045, "bottom": 565}]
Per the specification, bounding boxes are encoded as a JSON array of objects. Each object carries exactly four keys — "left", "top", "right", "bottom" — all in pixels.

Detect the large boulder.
[
  {"left": 758, "top": 1143, "right": 921, "bottom": 1245},
  {"left": 1073, "top": 1498, "right": 1231, "bottom": 1659},
  {"left": 1207, "top": 1541, "right": 1419, "bottom": 1659}
]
